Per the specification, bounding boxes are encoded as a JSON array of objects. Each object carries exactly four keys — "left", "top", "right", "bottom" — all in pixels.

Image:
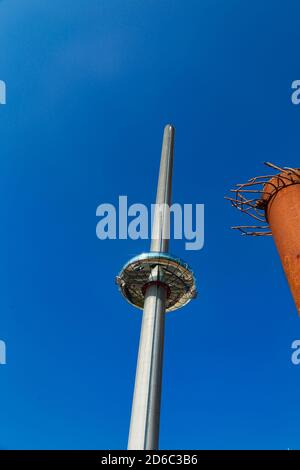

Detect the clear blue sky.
[{"left": 1, "top": 0, "right": 300, "bottom": 450}]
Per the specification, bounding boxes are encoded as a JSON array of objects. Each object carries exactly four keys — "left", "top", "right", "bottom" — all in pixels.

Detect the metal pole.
[
  {"left": 127, "top": 124, "right": 175, "bottom": 450},
  {"left": 151, "top": 124, "right": 174, "bottom": 253}
]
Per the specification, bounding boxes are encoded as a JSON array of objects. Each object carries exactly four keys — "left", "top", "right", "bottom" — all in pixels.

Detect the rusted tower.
[{"left": 227, "top": 162, "right": 300, "bottom": 316}]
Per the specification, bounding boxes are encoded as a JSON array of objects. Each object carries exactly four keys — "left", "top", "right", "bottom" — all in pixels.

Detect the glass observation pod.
[{"left": 116, "top": 251, "right": 197, "bottom": 313}]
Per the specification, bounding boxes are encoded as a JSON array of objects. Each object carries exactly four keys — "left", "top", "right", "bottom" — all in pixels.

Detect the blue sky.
[{"left": 1, "top": 0, "right": 300, "bottom": 449}]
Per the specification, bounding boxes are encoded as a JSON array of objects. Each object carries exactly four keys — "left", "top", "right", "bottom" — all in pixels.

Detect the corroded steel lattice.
[{"left": 226, "top": 162, "right": 300, "bottom": 236}]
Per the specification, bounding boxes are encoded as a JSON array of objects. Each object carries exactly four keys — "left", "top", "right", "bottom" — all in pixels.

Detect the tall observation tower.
[{"left": 116, "top": 125, "right": 197, "bottom": 450}]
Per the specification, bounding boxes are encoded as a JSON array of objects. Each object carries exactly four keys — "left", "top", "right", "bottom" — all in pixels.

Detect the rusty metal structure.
[{"left": 227, "top": 161, "right": 300, "bottom": 316}]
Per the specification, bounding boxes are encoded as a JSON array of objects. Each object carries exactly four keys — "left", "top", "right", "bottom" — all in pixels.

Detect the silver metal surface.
[
  {"left": 151, "top": 124, "right": 175, "bottom": 252},
  {"left": 127, "top": 267, "right": 166, "bottom": 450},
  {"left": 116, "top": 252, "right": 197, "bottom": 312},
  {"left": 117, "top": 124, "right": 196, "bottom": 449},
  {"left": 127, "top": 125, "right": 174, "bottom": 450}
]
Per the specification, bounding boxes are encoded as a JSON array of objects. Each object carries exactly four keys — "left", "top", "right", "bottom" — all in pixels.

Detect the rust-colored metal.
[
  {"left": 227, "top": 162, "right": 300, "bottom": 316},
  {"left": 263, "top": 170, "right": 300, "bottom": 315}
]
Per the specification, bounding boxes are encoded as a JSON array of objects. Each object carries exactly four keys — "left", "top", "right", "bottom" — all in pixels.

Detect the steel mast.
[{"left": 116, "top": 125, "right": 196, "bottom": 450}]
